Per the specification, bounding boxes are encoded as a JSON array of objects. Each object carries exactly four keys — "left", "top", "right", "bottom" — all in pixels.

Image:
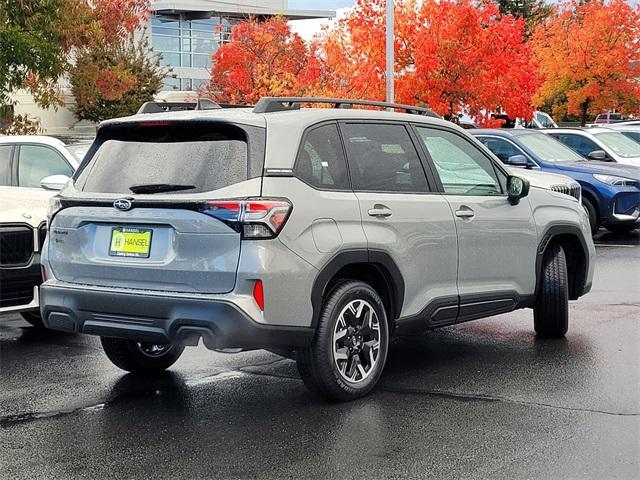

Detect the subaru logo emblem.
[{"left": 113, "top": 199, "right": 132, "bottom": 211}]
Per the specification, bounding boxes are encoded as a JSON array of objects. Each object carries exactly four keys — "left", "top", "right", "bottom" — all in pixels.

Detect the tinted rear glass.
[{"left": 75, "top": 121, "right": 264, "bottom": 194}]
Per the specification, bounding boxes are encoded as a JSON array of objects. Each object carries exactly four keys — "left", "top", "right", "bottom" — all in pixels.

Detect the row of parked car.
[
  {"left": 0, "top": 99, "right": 636, "bottom": 401},
  {"left": 472, "top": 123, "right": 640, "bottom": 234}
]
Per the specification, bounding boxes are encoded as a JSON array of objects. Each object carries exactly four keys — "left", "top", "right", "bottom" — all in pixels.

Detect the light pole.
[{"left": 386, "top": 0, "right": 394, "bottom": 106}]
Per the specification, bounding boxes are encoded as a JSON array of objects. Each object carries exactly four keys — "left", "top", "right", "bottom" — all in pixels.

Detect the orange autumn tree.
[
  {"left": 205, "top": 17, "right": 321, "bottom": 104},
  {"left": 313, "top": 0, "right": 538, "bottom": 123},
  {"left": 533, "top": 0, "right": 640, "bottom": 125}
]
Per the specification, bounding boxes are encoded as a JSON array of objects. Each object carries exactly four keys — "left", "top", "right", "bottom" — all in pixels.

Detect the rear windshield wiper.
[{"left": 129, "top": 183, "right": 196, "bottom": 194}]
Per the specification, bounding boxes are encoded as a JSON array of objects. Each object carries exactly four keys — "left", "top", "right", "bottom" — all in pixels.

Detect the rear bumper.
[{"left": 40, "top": 284, "right": 314, "bottom": 350}]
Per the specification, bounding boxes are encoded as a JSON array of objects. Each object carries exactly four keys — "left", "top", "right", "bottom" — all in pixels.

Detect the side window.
[
  {"left": 478, "top": 137, "right": 524, "bottom": 164},
  {"left": 554, "top": 134, "right": 598, "bottom": 158},
  {"left": 416, "top": 127, "right": 505, "bottom": 196},
  {"left": 295, "top": 123, "right": 349, "bottom": 190},
  {"left": 340, "top": 123, "right": 429, "bottom": 193},
  {"left": 0, "top": 145, "right": 12, "bottom": 186},
  {"left": 623, "top": 132, "right": 640, "bottom": 143},
  {"left": 536, "top": 113, "right": 554, "bottom": 128},
  {"left": 18, "top": 145, "right": 73, "bottom": 188}
]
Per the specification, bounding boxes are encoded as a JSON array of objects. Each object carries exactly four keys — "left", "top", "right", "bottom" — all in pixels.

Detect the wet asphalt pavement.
[{"left": 1, "top": 230, "right": 638, "bottom": 479}]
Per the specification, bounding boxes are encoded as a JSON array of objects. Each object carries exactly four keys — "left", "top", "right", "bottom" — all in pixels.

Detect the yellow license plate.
[{"left": 109, "top": 227, "right": 153, "bottom": 258}]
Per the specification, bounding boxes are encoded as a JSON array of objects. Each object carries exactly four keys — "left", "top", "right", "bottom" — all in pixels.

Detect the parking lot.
[{"left": 0, "top": 229, "right": 638, "bottom": 480}]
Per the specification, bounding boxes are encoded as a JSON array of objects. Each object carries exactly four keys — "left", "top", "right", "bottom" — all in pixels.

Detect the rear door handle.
[
  {"left": 368, "top": 205, "right": 393, "bottom": 218},
  {"left": 455, "top": 207, "right": 475, "bottom": 219}
]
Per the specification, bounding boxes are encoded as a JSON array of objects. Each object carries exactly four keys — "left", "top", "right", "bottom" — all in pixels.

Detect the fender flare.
[
  {"left": 310, "top": 249, "right": 405, "bottom": 327},
  {"left": 535, "top": 223, "right": 591, "bottom": 300}
]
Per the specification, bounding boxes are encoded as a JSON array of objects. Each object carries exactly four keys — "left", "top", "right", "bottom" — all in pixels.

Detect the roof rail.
[
  {"left": 137, "top": 98, "right": 221, "bottom": 114},
  {"left": 253, "top": 97, "right": 441, "bottom": 118}
]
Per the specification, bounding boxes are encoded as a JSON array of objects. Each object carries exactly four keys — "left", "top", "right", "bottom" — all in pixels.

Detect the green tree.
[
  {"left": 69, "top": 35, "right": 168, "bottom": 123},
  {"left": 0, "top": 0, "right": 67, "bottom": 107},
  {"left": 494, "top": 0, "right": 552, "bottom": 36}
]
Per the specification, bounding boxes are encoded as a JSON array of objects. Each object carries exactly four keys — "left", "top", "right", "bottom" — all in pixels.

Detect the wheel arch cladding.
[
  {"left": 581, "top": 189, "right": 602, "bottom": 220},
  {"left": 310, "top": 249, "right": 405, "bottom": 328},
  {"left": 536, "top": 225, "right": 589, "bottom": 300}
]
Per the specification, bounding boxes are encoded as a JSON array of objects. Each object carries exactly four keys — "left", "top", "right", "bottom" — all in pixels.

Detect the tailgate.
[{"left": 48, "top": 206, "right": 240, "bottom": 294}]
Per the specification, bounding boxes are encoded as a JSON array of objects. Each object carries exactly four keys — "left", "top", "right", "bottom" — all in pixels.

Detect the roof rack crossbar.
[
  {"left": 253, "top": 97, "right": 440, "bottom": 118},
  {"left": 137, "top": 98, "right": 222, "bottom": 114}
]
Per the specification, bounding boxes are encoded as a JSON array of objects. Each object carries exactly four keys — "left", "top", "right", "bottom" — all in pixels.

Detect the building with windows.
[
  {"left": 150, "top": 1, "right": 333, "bottom": 93},
  {"left": 11, "top": 0, "right": 333, "bottom": 134}
]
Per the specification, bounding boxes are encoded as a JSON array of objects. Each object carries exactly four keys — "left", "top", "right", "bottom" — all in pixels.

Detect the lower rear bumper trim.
[{"left": 40, "top": 284, "right": 314, "bottom": 350}]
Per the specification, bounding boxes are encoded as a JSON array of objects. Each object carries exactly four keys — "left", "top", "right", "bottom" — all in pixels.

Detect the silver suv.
[{"left": 41, "top": 97, "right": 595, "bottom": 401}]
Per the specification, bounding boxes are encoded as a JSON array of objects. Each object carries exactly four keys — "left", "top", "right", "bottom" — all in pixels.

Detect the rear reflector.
[{"left": 253, "top": 280, "right": 265, "bottom": 311}]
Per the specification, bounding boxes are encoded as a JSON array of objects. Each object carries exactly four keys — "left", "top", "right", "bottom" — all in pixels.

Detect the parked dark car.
[{"left": 472, "top": 129, "right": 640, "bottom": 234}]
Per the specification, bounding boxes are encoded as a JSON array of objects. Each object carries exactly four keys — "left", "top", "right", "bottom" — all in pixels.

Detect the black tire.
[
  {"left": 20, "top": 311, "right": 44, "bottom": 328},
  {"left": 100, "top": 337, "right": 185, "bottom": 373},
  {"left": 534, "top": 243, "right": 569, "bottom": 338},
  {"left": 605, "top": 224, "right": 638, "bottom": 234},
  {"left": 582, "top": 197, "right": 599, "bottom": 235},
  {"left": 296, "top": 280, "right": 389, "bottom": 402}
]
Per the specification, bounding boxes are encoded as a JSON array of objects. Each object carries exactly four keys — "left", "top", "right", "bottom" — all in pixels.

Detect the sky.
[
  {"left": 289, "top": 0, "right": 639, "bottom": 40},
  {"left": 289, "top": 0, "right": 355, "bottom": 8},
  {"left": 289, "top": 0, "right": 639, "bottom": 10}
]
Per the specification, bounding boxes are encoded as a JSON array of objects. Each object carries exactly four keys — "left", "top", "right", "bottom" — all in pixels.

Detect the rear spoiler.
[{"left": 137, "top": 98, "right": 221, "bottom": 114}]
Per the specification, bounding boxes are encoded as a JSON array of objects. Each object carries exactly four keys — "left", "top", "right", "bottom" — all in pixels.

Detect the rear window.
[{"left": 75, "top": 121, "right": 265, "bottom": 194}]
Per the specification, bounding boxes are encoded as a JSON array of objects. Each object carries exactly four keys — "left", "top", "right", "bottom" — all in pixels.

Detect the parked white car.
[
  {"left": 0, "top": 188, "right": 50, "bottom": 324},
  {"left": 605, "top": 124, "right": 640, "bottom": 144},
  {"left": 0, "top": 135, "right": 89, "bottom": 190},
  {"left": 0, "top": 135, "right": 89, "bottom": 325},
  {"left": 545, "top": 128, "right": 640, "bottom": 167},
  {"left": 515, "top": 111, "right": 558, "bottom": 129}
]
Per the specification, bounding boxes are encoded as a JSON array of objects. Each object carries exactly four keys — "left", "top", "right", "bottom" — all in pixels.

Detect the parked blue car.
[{"left": 471, "top": 129, "right": 640, "bottom": 234}]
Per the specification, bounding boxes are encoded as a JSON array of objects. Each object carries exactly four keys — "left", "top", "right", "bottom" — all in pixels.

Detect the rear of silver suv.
[
  {"left": 42, "top": 110, "right": 317, "bottom": 357},
  {"left": 41, "top": 98, "right": 594, "bottom": 402}
]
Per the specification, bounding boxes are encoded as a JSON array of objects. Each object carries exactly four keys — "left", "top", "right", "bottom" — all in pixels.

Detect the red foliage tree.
[
  {"left": 314, "top": 0, "right": 538, "bottom": 123},
  {"left": 205, "top": 17, "right": 320, "bottom": 104}
]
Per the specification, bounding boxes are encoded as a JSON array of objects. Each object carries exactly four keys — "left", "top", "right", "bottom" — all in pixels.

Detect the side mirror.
[
  {"left": 507, "top": 175, "right": 529, "bottom": 205},
  {"left": 587, "top": 150, "right": 607, "bottom": 161},
  {"left": 507, "top": 155, "right": 530, "bottom": 168},
  {"left": 40, "top": 174, "right": 70, "bottom": 191}
]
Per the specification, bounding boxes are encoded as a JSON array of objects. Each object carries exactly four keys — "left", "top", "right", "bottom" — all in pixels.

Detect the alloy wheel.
[
  {"left": 332, "top": 299, "right": 381, "bottom": 383},
  {"left": 136, "top": 342, "right": 172, "bottom": 357}
]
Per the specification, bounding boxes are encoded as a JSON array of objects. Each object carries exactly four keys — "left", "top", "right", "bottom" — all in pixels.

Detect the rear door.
[
  {"left": 339, "top": 121, "right": 459, "bottom": 322},
  {"left": 549, "top": 133, "right": 604, "bottom": 159},
  {"left": 413, "top": 125, "right": 538, "bottom": 315},
  {"left": 48, "top": 120, "right": 265, "bottom": 294}
]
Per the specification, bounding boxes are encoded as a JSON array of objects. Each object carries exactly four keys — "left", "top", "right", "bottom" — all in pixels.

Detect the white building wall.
[{"left": 11, "top": 90, "right": 97, "bottom": 136}]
